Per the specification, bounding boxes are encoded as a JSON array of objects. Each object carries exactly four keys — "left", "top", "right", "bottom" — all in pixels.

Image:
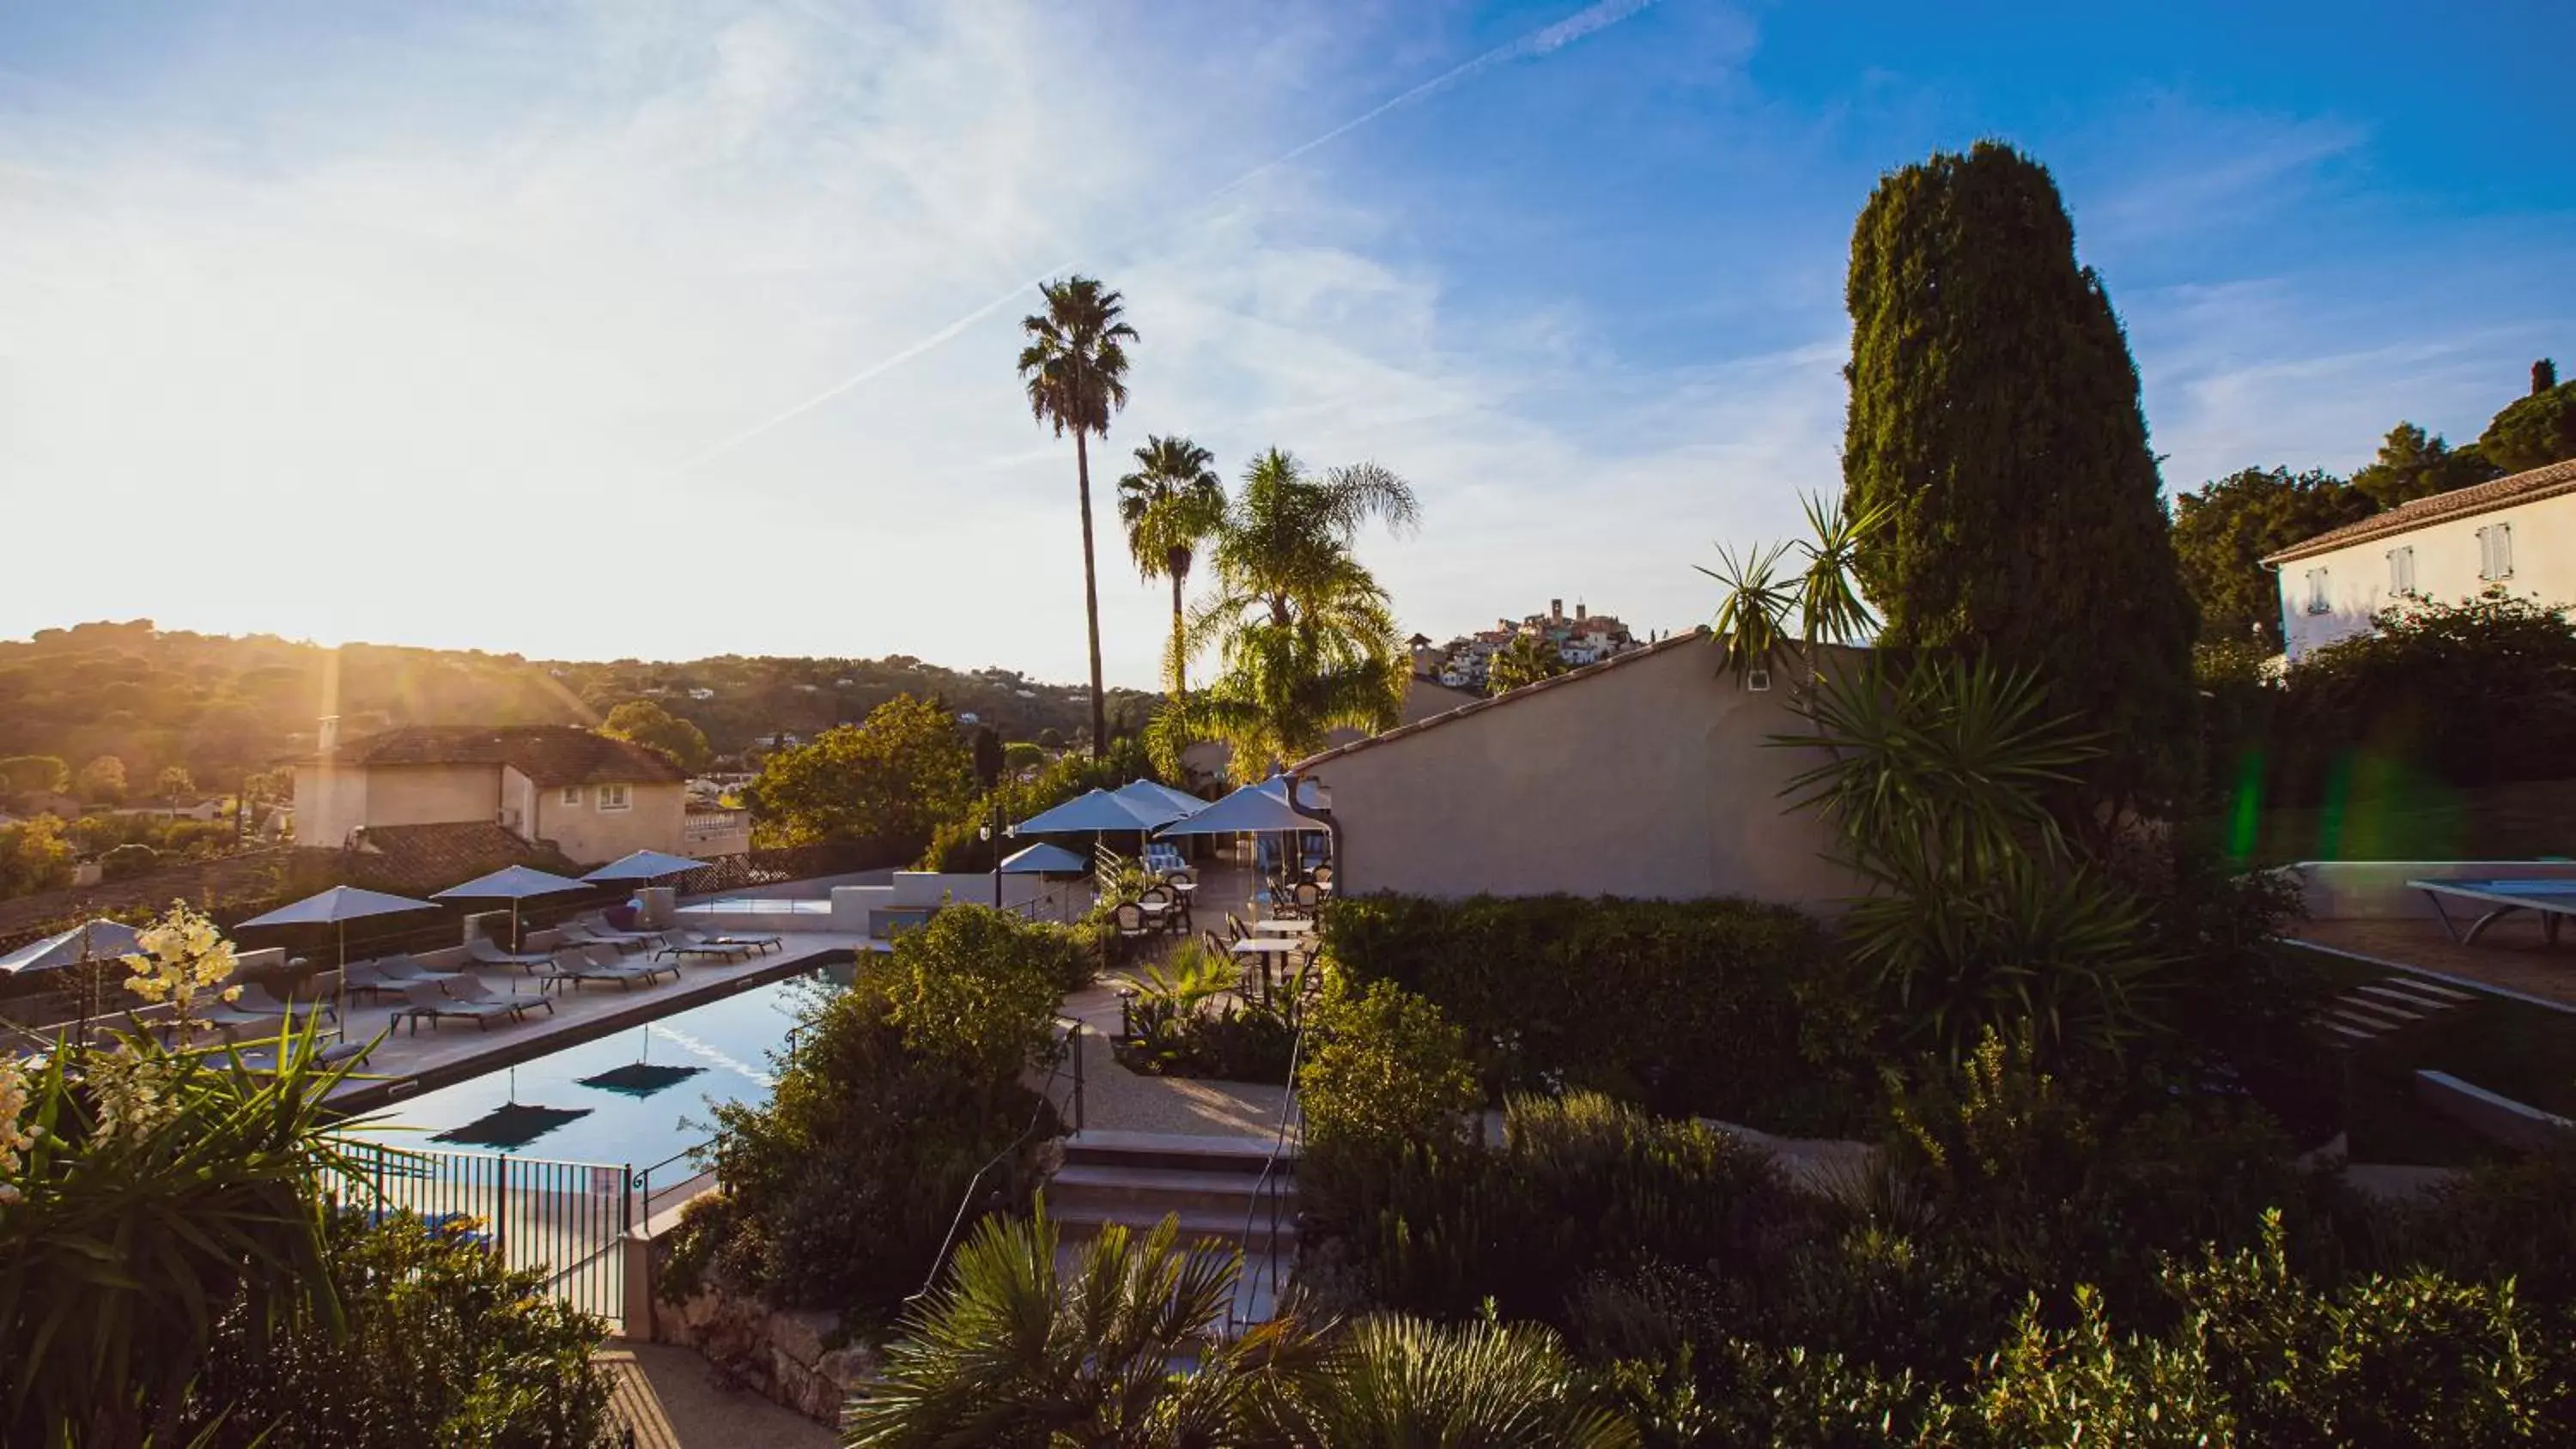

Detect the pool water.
[{"left": 350, "top": 968, "right": 841, "bottom": 1169}]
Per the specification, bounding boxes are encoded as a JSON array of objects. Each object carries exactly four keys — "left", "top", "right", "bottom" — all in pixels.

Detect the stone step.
[
  {"left": 2330, "top": 995, "right": 2423, "bottom": 1028},
  {"left": 1050, "top": 1163, "right": 1294, "bottom": 1217},
  {"left": 2320, "top": 1021, "right": 2378, "bottom": 1045},
  {"left": 2357, "top": 980, "right": 2467, "bottom": 1011},
  {"left": 2320, "top": 1010, "right": 2394, "bottom": 1039},
  {"left": 1062, "top": 1129, "right": 1290, "bottom": 1177},
  {"left": 2380, "top": 974, "right": 2477, "bottom": 1003},
  {"left": 1048, "top": 1202, "right": 1286, "bottom": 1244}
]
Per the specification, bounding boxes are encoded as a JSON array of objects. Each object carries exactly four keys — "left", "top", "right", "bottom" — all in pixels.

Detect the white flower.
[
  {"left": 118, "top": 901, "right": 243, "bottom": 1034},
  {"left": 0, "top": 1054, "right": 34, "bottom": 1184}
]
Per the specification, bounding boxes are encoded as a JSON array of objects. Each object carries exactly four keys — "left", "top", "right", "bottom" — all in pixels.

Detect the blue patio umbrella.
[
  {"left": 999, "top": 842, "right": 1087, "bottom": 874},
  {"left": 581, "top": 850, "right": 708, "bottom": 885},
  {"left": 1151, "top": 776, "right": 1327, "bottom": 837},
  {"left": 1109, "top": 779, "right": 1208, "bottom": 823},
  {"left": 236, "top": 886, "right": 443, "bottom": 1021},
  {"left": 1012, "top": 788, "right": 1165, "bottom": 835},
  {"left": 434, "top": 865, "right": 592, "bottom": 951},
  {"left": 0, "top": 919, "right": 144, "bottom": 977}
]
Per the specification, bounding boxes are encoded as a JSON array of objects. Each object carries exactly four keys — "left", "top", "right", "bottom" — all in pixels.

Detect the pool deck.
[{"left": 326, "top": 933, "right": 883, "bottom": 1114}]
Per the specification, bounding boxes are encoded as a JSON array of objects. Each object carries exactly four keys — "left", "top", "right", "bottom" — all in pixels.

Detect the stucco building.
[
  {"left": 1292, "top": 629, "right": 1865, "bottom": 907},
  {"left": 292, "top": 721, "right": 712, "bottom": 867},
  {"left": 2264, "top": 457, "right": 2576, "bottom": 661}
]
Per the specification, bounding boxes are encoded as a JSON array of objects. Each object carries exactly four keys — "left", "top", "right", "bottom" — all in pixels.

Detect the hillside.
[{"left": 0, "top": 619, "right": 1155, "bottom": 796}]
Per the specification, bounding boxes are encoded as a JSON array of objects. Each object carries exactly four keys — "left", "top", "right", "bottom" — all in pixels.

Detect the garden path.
[{"left": 1061, "top": 979, "right": 1287, "bottom": 1141}]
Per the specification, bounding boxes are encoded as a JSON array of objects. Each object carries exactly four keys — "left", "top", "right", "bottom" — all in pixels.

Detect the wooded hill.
[{"left": 0, "top": 619, "right": 1151, "bottom": 795}]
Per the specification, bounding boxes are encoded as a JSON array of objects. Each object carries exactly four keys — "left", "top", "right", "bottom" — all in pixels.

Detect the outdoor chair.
[
  {"left": 465, "top": 938, "right": 556, "bottom": 973},
  {"left": 1291, "top": 882, "right": 1323, "bottom": 912},
  {"left": 447, "top": 972, "right": 556, "bottom": 1019},
  {"left": 575, "top": 915, "right": 661, "bottom": 944},
  {"left": 342, "top": 953, "right": 464, "bottom": 1001},
  {"left": 396, "top": 979, "right": 524, "bottom": 1033},
  {"left": 1312, "top": 864, "right": 1334, "bottom": 892},
  {"left": 532, "top": 948, "right": 669, "bottom": 994},
  {"left": 556, "top": 922, "right": 649, "bottom": 954},
  {"left": 1114, "top": 902, "right": 1152, "bottom": 945},
  {"left": 653, "top": 929, "right": 758, "bottom": 963}
]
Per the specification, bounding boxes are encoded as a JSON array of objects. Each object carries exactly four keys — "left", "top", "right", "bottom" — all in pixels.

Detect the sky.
[{"left": 3, "top": 0, "right": 2569, "bottom": 686}]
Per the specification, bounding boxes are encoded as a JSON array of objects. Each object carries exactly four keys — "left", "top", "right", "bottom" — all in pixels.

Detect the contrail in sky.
[{"left": 677, "top": 0, "right": 1662, "bottom": 471}]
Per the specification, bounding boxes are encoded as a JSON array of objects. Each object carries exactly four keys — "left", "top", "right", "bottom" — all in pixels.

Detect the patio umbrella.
[
  {"left": 236, "top": 886, "right": 442, "bottom": 1022},
  {"left": 434, "top": 865, "right": 592, "bottom": 952},
  {"left": 1151, "top": 776, "right": 1327, "bottom": 836},
  {"left": 1, "top": 919, "right": 147, "bottom": 1047},
  {"left": 1109, "top": 779, "right": 1207, "bottom": 824},
  {"left": 999, "top": 842, "right": 1087, "bottom": 874},
  {"left": 581, "top": 850, "right": 708, "bottom": 885},
  {"left": 1012, "top": 788, "right": 1164, "bottom": 835}
]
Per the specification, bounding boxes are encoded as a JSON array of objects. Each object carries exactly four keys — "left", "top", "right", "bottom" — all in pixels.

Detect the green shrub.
[
  {"left": 187, "top": 1212, "right": 616, "bottom": 1448},
  {"left": 1117, "top": 942, "right": 1297, "bottom": 1082},
  {"left": 1298, "top": 979, "right": 1479, "bottom": 1157},
  {"left": 663, "top": 905, "right": 1073, "bottom": 1317},
  {"left": 919, "top": 737, "right": 1160, "bottom": 872},
  {"left": 1321, "top": 894, "right": 1872, "bottom": 1134}
]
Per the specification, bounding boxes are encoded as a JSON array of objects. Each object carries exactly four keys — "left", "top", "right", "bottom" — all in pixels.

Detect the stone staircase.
[
  {"left": 1045, "top": 1129, "right": 1295, "bottom": 1327},
  {"left": 2316, "top": 972, "right": 2475, "bottom": 1046}
]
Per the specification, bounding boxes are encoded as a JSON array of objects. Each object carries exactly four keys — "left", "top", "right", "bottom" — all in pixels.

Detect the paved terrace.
[{"left": 2293, "top": 914, "right": 2576, "bottom": 1010}]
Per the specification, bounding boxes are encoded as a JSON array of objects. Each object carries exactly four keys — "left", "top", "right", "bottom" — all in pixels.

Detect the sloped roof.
[
  {"left": 1291, "top": 627, "right": 1718, "bottom": 771},
  {"left": 343, "top": 822, "right": 578, "bottom": 894},
  {"left": 2262, "top": 457, "right": 2576, "bottom": 565},
  {"left": 308, "top": 725, "right": 684, "bottom": 786}
]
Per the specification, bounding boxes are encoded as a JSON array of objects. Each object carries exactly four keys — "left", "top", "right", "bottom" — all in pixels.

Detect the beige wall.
[
  {"left": 2279, "top": 490, "right": 2576, "bottom": 659},
  {"left": 1299, "top": 640, "right": 1866, "bottom": 908},
  {"left": 528, "top": 771, "right": 688, "bottom": 867},
  {"left": 291, "top": 761, "right": 498, "bottom": 848}
]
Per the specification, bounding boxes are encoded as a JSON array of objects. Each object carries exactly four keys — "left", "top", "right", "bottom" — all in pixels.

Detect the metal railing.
[
  {"left": 326, "top": 1139, "right": 635, "bottom": 1323},
  {"left": 1230, "top": 1022, "right": 1307, "bottom": 1334},
  {"left": 908, "top": 1013, "right": 1087, "bottom": 1301}
]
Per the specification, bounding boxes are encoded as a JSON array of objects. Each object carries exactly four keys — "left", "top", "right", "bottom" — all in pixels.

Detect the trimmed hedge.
[{"left": 1321, "top": 894, "right": 1875, "bottom": 1134}]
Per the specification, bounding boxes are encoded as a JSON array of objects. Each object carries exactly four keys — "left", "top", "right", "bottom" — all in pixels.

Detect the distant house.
[
  {"left": 2265, "top": 458, "right": 2576, "bottom": 661},
  {"left": 290, "top": 721, "right": 720, "bottom": 866},
  {"left": 1292, "top": 630, "right": 1862, "bottom": 907}
]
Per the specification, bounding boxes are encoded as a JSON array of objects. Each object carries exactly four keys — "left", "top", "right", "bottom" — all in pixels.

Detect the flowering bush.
[
  {"left": 0, "top": 1054, "right": 33, "bottom": 1205},
  {"left": 119, "top": 900, "right": 242, "bottom": 1032}
]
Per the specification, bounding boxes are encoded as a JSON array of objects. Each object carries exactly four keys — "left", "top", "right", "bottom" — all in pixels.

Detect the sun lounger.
[
  {"left": 532, "top": 947, "right": 676, "bottom": 993},
  {"left": 342, "top": 953, "right": 467, "bottom": 1001},
  {"left": 465, "top": 938, "right": 556, "bottom": 973},
  {"left": 226, "top": 1039, "right": 373, "bottom": 1073},
  {"left": 447, "top": 972, "right": 555, "bottom": 1020},
  {"left": 395, "top": 979, "right": 526, "bottom": 1033},
  {"left": 652, "top": 929, "right": 762, "bottom": 962},
  {"left": 560, "top": 920, "right": 657, "bottom": 952}
]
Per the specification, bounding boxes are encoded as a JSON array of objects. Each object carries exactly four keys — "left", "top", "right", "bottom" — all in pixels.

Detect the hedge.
[{"left": 1320, "top": 894, "right": 1875, "bottom": 1134}]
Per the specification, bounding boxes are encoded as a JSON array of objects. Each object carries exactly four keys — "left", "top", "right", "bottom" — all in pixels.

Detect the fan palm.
[
  {"left": 1116, "top": 435, "right": 1227, "bottom": 695},
  {"left": 1151, "top": 450, "right": 1420, "bottom": 781},
  {"left": 1019, "top": 276, "right": 1139, "bottom": 759},
  {"left": 1485, "top": 634, "right": 1566, "bottom": 696},
  {"left": 1257, "top": 1314, "right": 1638, "bottom": 1449},
  {"left": 841, "top": 1207, "right": 1319, "bottom": 1448}
]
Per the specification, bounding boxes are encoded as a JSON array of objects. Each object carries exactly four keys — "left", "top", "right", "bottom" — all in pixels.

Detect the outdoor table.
[
  {"left": 1252, "top": 918, "right": 1315, "bottom": 935},
  {"left": 1230, "top": 933, "right": 1314, "bottom": 1005},
  {"left": 2409, "top": 877, "right": 2576, "bottom": 947}
]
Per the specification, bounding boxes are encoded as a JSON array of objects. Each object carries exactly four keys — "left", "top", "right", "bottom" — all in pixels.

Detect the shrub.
[
  {"left": 1117, "top": 941, "right": 1297, "bottom": 1082},
  {"left": 187, "top": 1212, "right": 616, "bottom": 1448},
  {"left": 663, "top": 905, "right": 1073, "bottom": 1316},
  {"left": 1321, "top": 894, "right": 1871, "bottom": 1134},
  {"left": 1297, "top": 978, "right": 1479, "bottom": 1158},
  {"left": 98, "top": 842, "right": 160, "bottom": 882}
]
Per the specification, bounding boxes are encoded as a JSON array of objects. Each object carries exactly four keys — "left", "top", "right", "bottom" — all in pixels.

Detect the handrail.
[
  {"left": 907, "top": 1012, "right": 1086, "bottom": 1302},
  {"left": 1230, "top": 1018, "right": 1307, "bottom": 1334}
]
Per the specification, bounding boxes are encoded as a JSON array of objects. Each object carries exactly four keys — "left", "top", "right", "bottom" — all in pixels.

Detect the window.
[
  {"left": 560, "top": 785, "right": 582, "bottom": 807},
  {"left": 2477, "top": 522, "right": 2514, "bottom": 581},
  {"left": 598, "top": 783, "right": 631, "bottom": 812},
  {"left": 2304, "top": 567, "right": 2331, "bottom": 615},
  {"left": 2386, "top": 545, "right": 2415, "bottom": 597}
]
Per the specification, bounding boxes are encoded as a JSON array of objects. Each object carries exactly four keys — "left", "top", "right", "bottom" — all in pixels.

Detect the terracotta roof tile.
[
  {"left": 341, "top": 822, "right": 576, "bottom": 894},
  {"left": 311, "top": 725, "right": 684, "bottom": 786},
  {"left": 2262, "top": 458, "right": 2576, "bottom": 565}
]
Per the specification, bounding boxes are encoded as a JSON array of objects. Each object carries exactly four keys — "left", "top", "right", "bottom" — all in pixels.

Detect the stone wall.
[{"left": 628, "top": 1196, "right": 878, "bottom": 1425}]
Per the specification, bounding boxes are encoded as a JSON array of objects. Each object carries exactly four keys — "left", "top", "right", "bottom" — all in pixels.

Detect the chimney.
[
  {"left": 2537, "top": 359, "right": 2559, "bottom": 396},
  {"left": 1576, "top": 601, "right": 1587, "bottom": 622},
  {"left": 317, "top": 715, "right": 341, "bottom": 753},
  {"left": 1550, "top": 598, "right": 1563, "bottom": 620}
]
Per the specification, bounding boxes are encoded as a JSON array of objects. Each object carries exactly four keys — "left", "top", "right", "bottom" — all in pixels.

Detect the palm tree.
[
  {"left": 1485, "top": 634, "right": 1566, "bottom": 696},
  {"left": 1149, "top": 449, "right": 1422, "bottom": 783},
  {"left": 1018, "top": 276, "right": 1139, "bottom": 759},
  {"left": 1115, "top": 435, "right": 1227, "bottom": 695},
  {"left": 1264, "top": 1314, "right": 1638, "bottom": 1449},
  {"left": 841, "top": 1208, "right": 1318, "bottom": 1448}
]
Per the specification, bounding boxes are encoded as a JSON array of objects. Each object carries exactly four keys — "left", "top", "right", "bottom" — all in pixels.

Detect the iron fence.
[{"left": 326, "top": 1139, "right": 636, "bottom": 1325}]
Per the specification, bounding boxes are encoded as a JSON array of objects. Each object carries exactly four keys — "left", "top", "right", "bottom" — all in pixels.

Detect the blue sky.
[{"left": 3, "top": 0, "right": 2567, "bottom": 684}]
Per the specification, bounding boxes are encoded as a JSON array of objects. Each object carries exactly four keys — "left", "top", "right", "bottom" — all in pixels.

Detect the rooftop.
[
  {"left": 306, "top": 724, "right": 685, "bottom": 787},
  {"left": 2262, "top": 457, "right": 2576, "bottom": 565}
]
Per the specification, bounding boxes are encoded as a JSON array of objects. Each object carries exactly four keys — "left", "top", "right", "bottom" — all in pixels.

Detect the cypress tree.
[{"left": 1842, "top": 140, "right": 2196, "bottom": 808}]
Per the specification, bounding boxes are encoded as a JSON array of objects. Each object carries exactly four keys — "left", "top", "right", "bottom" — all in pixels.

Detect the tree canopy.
[
  {"left": 2349, "top": 421, "right": 2500, "bottom": 508},
  {"left": 598, "top": 700, "right": 712, "bottom": 774},
  {"left": 1842, "top": 141, "right": 2195, "bottom": 805},
  {"left": 2171, "top": 467, "right": 2375, "bottom": 650},
  {"left": 1018, "top": 275, "right": 1138, "bottom": 759},
  {"left": 2477, "top": 361, "right": 2576, "bottom": 474},
  {"left": 744, "top": 694, "right": 971, "bottom": 853}
]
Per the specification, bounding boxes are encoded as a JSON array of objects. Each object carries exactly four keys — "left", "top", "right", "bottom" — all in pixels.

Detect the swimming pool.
[{"left": 349, "top": 967, "right": 841, "bottom": 1169}]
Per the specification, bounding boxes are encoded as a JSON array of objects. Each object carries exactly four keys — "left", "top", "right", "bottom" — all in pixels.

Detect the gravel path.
[{"left": 1062, "top": 981, "right": 1288, "bottom": 1141}]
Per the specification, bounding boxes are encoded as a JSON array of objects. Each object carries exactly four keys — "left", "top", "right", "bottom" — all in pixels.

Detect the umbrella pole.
[{"left": 337, "top": 921, "right": 349, "bottom": 1034}]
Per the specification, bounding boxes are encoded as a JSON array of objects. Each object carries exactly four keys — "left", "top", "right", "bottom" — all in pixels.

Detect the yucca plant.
[
  {"left": 0, "top": 1016, "right": 370, "bottom": 1448},
  {"left": 1698, "top": 539, "right": 1795, "bottom": 680},
  {"left": 1259, "top": 1313, "right": 1638, "bottom": 1449}
]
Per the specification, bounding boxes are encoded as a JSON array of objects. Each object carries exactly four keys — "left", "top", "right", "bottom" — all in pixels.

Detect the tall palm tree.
[
  {"left": 1018, "top": 276, "right": 1138, "bottom": 759},
  {"left": 1115, "top": 435, "right": 1226, "bottom": 695},
  {"left": 1150, "top": 449, "right": 1421, "bottom": 782}
]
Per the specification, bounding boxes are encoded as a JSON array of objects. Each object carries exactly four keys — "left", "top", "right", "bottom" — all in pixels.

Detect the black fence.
[{"left": 327, "top": 1139, "right": 638, "bottom": 1325}]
